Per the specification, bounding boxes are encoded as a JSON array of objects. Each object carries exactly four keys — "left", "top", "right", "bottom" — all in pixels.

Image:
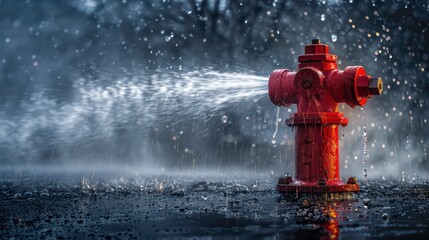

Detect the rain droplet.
[
  {"left": 221, "top": 115, "right": 228, "bottom": 123},
  {"left": 165, "top": 32, "right": 174, "bottom": 42},
  {"left": 321, "top": 14, "right": 326, "bottom": 21},
  {"left": 331, "top": 34, "right": 337, "bottom": 42}
]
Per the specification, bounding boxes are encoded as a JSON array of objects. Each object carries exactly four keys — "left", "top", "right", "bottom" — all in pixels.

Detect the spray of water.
[{"left": 0, "top": 68, "right": 268, "bottom": 165}]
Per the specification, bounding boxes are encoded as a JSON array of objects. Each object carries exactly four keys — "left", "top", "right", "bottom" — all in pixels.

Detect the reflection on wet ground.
[{"left": 1, "top": 169, "right": 428, "bottom": 239}]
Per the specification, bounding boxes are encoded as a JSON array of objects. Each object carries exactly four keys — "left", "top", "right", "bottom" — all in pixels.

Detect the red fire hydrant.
[{"left": 269, "top": 39, "right": 382, "bottom": 199}]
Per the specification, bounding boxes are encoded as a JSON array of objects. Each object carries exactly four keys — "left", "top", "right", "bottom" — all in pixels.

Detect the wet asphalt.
[{"left": 1, "top": 170, "right": 428, "bottom": 239}]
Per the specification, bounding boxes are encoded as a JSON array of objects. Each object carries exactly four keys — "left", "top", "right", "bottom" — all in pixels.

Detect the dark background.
[{"left": 0, "top": 0, "right": 428, "bottom": 179}]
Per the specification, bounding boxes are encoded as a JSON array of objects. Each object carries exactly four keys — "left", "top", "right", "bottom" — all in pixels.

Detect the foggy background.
[{"left": 0, "top": 0, "right": 428, "bottom": 180}]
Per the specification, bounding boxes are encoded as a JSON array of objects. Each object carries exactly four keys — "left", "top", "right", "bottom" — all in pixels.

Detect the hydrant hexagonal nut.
[
  {"left": 356, "top": 75, "right": 370, "bottom": 98},
  {"left": 369, "top": 77, "right": 383, "bottom": 95}
]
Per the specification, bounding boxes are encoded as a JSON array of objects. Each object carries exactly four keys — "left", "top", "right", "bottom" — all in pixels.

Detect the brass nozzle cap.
[{"left": 369, "top": 77, "right": 383, "bottom": 95}]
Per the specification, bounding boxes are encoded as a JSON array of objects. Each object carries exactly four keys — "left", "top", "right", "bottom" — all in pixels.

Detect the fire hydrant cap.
[
  {"left": 294, "top": 67, "right": 324, "bottom": 97},
  {"left": 299, "top": 40, "right": 338, "bottom": 62}
]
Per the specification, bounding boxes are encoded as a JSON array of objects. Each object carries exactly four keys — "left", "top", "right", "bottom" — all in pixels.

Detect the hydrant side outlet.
[{"left": 268, "top": 39, "right": 383, "bottom": 199}]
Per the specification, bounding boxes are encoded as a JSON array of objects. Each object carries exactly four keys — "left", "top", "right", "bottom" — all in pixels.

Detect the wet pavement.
[{"left": 1, "top": 169, "right": 429, "bottom": 239}]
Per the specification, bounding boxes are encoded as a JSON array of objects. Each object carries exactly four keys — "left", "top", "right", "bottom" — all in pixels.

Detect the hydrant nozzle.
[{"left": 268, "top": 39, "right": 383, "bottom": 200}]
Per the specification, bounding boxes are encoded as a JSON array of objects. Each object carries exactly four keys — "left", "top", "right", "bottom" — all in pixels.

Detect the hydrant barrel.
[
  {"left": 295, "top": 124, "right": 340, "bottom": 182},
  {"left": 269, "top": 39, "right": 383, "bottom": 198}
]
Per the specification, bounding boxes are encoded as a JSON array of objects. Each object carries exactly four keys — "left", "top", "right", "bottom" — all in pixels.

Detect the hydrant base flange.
[{"left": 276, "top": 178, "right": 359, "bottom": 194}]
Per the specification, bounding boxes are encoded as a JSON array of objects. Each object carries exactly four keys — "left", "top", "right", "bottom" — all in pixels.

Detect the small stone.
[
  {"left": 24, "top": 191, "right": 33, "bottom": 197},
  {"left": 171, "top": 188, "right": 185, "bottom": 196},
  {"left": 12, "top": 217, "right": 22, "bottom": 224},
  {"left": 40, "top": 192, "right": 50, "bottom": 197}
]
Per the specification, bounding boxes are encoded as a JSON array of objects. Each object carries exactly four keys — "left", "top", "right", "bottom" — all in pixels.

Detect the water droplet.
[
  {"left": 165, "top": 32, "right": 174, "bottom": 42},
  {"left": 321, "top": 14, "right": 326, "bottom": 21},
  {"left": 5, "top": 38, "right": 10, "bottom": 43},
  {"left": 331, "top": 34, "right": 337, "bottom": 42},
  {"left": 221, "top": 115, "right": 228, "bottom": 123}
]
